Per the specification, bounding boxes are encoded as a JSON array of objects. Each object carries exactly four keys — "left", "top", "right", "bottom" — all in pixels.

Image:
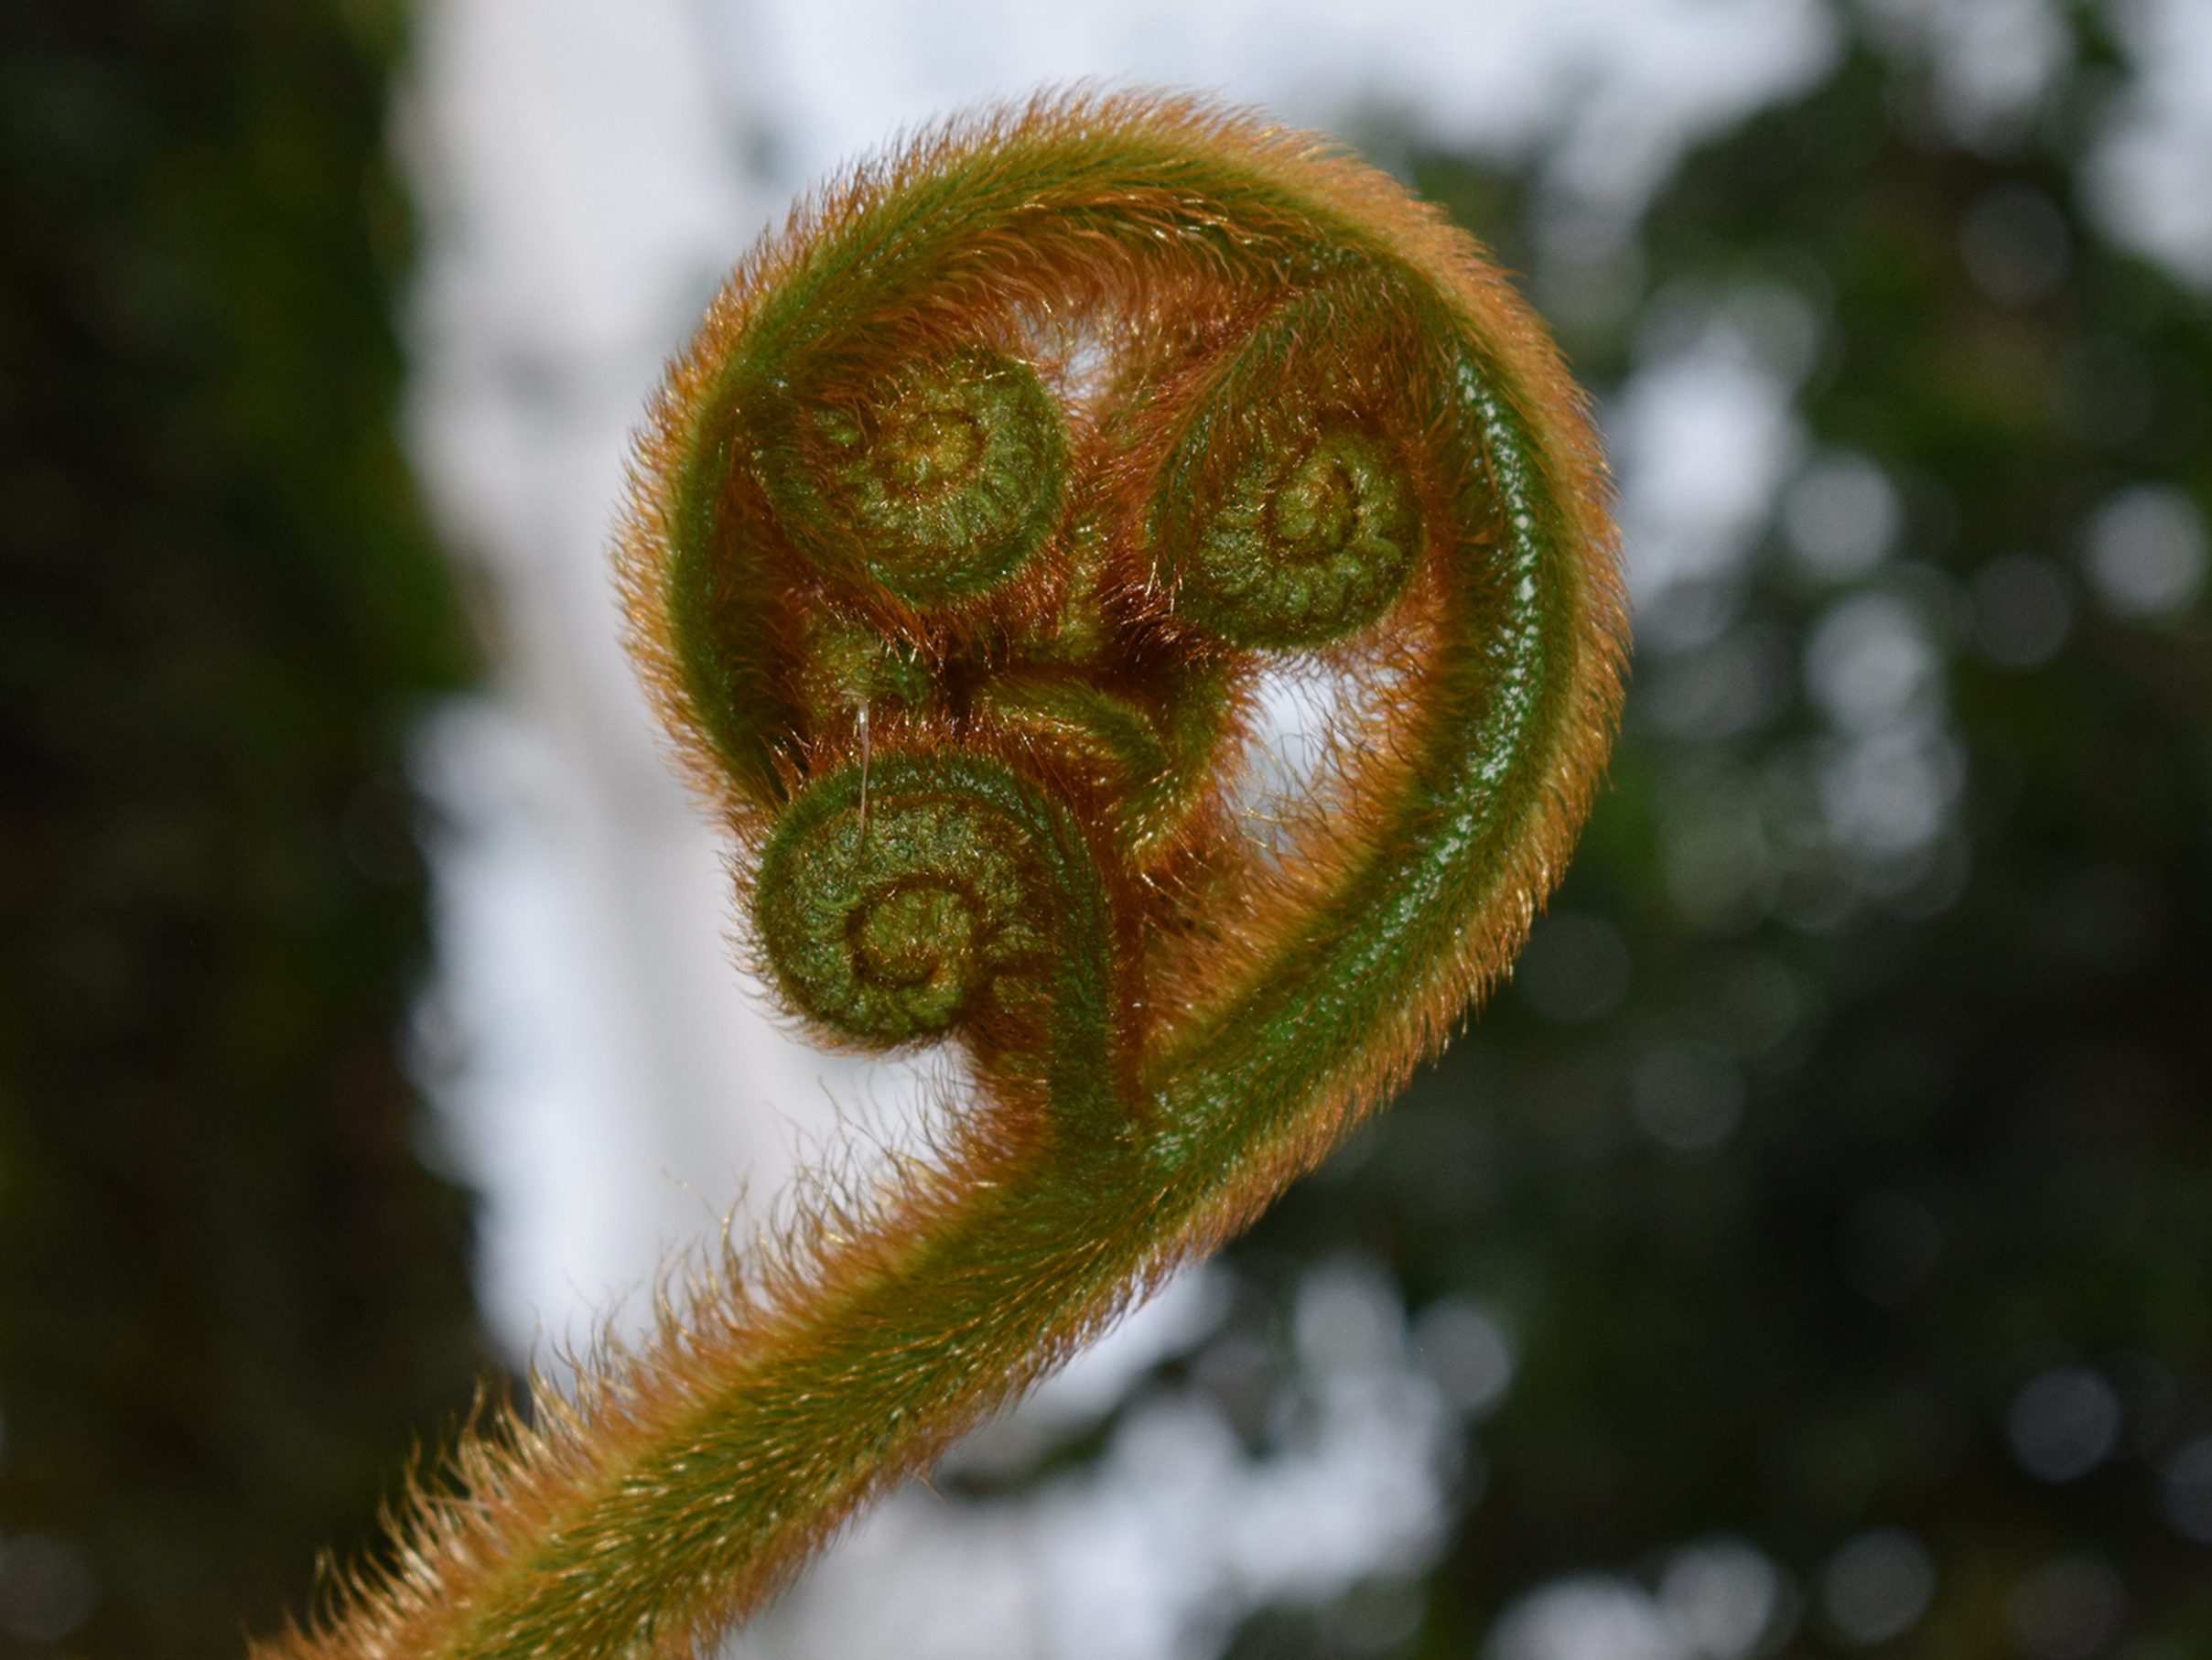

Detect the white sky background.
[{"left": 395, "top": 0, "right": 2212, "bottom": 1655}]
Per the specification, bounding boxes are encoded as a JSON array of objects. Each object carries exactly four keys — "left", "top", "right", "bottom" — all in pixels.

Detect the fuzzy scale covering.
[{"left": 258, "top": 87, "right": 1627, "bottom": 1660}]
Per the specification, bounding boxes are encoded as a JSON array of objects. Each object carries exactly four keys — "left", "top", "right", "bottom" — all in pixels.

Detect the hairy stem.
[{"left": 261, "top": 88, "right": 1626, "bottom": 1660}]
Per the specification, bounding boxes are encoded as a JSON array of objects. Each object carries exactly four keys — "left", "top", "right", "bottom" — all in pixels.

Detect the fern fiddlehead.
[{"left": 263, "top": 89, "right": 1625, "bottom": 1660}]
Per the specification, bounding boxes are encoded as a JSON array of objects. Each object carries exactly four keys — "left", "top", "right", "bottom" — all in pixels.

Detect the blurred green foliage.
[
  {"left": 0, "top": 3, "right": 488, "bottom": 1656},
  {"left": 1229, "top": 14, "right": 2212, "bottom": 1659},
  {"left": 6, "top": 2, "right": 2212, "bottom": 1658}
]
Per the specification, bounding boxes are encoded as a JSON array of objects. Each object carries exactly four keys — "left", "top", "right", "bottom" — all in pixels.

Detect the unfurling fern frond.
[{"left": 259, "top": 88, "right": 1626, "bottom": 1660}]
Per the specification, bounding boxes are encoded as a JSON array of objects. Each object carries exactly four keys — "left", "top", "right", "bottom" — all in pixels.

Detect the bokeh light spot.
[
  {"left": 1783, "top": 452, "right": 1900, "bottom": 581},
  {"left": 1969, "top": 553, "right": 2073, "bottom": 667},
  {"left": 1659, "top": 1536, "right": 1786, "bottom": 1660},
  {"left": 1821, "top": 1528, "right": 1934, "bottom": 1646},
  {"left": 1631, "top": 1041, "right": 1746, "bottom": 1154},
  {"left": 1804, "top": 593, "right": 1937, "bottom": 732},
  {"left": 0, "top": 1534, "right": 96, "bottom": 1644},
  {"left": 2006, "top": 1367, "right": 2122, "bottom": 1482},
  {"left": 1515, "top": 912, "right": 1633, "bottom": 1024},
  {"left": 1409, "top": 1298, "right": 1515, "bottom": 1421},
  {"left": 2081, "top": 483, "right": 2207, "bottom": 620},
  {"left": 1486, "top": 1575, "right": 1682, "bottom": 1660},
  {"left": 1293, "top": 1260, "right": 1405, "bottom": 1376},
  {"left": 2162, "top": 1435, "right": 2212, "bottom": 1543}
]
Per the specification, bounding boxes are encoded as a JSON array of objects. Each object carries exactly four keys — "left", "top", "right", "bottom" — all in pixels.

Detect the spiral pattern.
[
  {"left": 765, "top": 346, "right": 1068, "bottom": 610},
  {"left": 755, "top": 753, "right": 1063, "bottom": 1046},
  {"left": 271, "top": 92, "right": 1626, "bottom": 1660},
  {"left": 1164, "top": 422, "right": 1421, "bottom": 647}
]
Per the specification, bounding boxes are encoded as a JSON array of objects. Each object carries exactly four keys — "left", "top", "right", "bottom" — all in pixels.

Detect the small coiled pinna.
[{"left": 258, "top": 89, "right": 1627, "bottom": 1660}]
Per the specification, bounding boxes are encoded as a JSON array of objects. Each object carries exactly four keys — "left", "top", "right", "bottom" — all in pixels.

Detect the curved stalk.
[{"left": 260, "top": 88, "right": 1626, "bottom": 1660}]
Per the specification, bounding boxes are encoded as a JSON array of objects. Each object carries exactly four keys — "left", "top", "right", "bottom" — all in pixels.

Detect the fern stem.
[{"left": 260, "top": 87, "right": 1625, "bottom": 1660}]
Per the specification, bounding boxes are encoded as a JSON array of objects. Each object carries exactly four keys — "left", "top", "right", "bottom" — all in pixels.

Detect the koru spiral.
[{"left": 260, "top": 89, "right": 1627, "bottom": 1660}]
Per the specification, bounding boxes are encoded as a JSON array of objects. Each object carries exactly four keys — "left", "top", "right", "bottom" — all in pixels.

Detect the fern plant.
[{"left": 260, "top": 88, "right": 1626, "bottom": 1660}]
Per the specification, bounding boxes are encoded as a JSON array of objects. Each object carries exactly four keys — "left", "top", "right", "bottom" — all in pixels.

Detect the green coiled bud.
[
  {"left": 755, "top": 752, "right": 1064, "bottom": 1046},
  {"left": 1145, "top": 281, "right": 1429, "bottom": 651},
  {"left": 766, "top": 346, "right": 1068, "bottom": 610},
  {"left": 309, "top": 91, "right": 1626, "bottom": 1660},
  {"left": 1165, "top": 422, "right": 1420, "bottom": 648}
]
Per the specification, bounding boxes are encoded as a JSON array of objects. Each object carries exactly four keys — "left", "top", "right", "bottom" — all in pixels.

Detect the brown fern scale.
[{"left": 256, "top": 88, "right": 1626, "bottom": 1660}]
